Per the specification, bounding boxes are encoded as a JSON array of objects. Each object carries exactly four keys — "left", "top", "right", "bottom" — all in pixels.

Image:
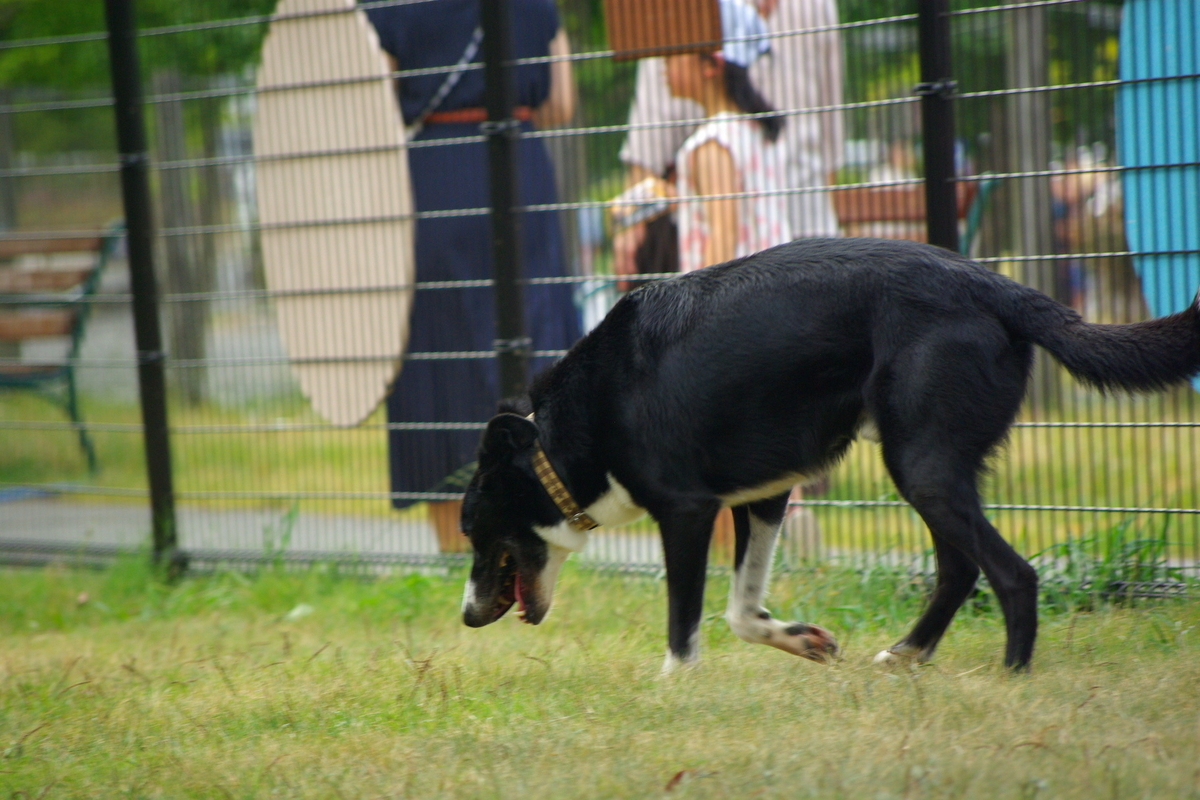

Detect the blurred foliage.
[
  {"left": 0, "top": 0, "right": 1127, "bottom": 185},
  {"left": 834, "top": 0, "right": 1123, "bottom": 170},
  {"left": 557, "top": 0, "right": 638, "bottom": 188},
  {"left": 558, "top": 0, "right": 636, "bottom": 125},
  {"left": 0, "top": 0, "right": 273, "bottom": 87},
  {"left": 0, "top": 0, "right": 273, "bottom": 156}
]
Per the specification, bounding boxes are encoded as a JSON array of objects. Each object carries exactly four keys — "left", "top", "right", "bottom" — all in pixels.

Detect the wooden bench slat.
[
  {"left": 0, "top": 310, "right": 76, "bottom": 341},
  {"left": 0, "top": 364, "right": 64, "bottom": 377},
  {"left": 0, "top": 269, "right": 92, "bottom": 293},
  {"left": 0, "top": 237, "right": 104, "bottom": 260},
  {"left": 831, "top": 183, "right": 980, "bottom": 225}
]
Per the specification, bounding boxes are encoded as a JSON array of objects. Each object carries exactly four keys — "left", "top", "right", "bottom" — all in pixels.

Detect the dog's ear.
[
  {"left": 497, "top": 395, "right": 532, "bottom": 416},
  {"left": 481, "top": 413, "right": 537, "bottom": 457}
]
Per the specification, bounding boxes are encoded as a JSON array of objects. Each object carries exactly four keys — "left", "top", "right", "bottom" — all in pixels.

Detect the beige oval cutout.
[{"left": 255, "top": 0, "right": 415, "bottom": 426}]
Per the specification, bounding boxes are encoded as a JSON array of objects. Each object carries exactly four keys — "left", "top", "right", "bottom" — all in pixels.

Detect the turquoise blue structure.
[{"left": 1116, "top": 0, "right": 1200, "bottom": 390}]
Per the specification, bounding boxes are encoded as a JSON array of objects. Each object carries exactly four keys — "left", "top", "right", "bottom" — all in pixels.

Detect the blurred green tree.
[{"left": 0, "top": 0, "right": 274, "bottom": 404}]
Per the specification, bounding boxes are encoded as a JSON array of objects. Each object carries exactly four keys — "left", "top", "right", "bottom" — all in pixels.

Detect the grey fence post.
[
  {"left": 481, "top": 0, "right": 530, "bottom": 400},
  {"left": 916, "top": 0, "right": 959, "bottom": 252},
  {"left": 103, "top": 0, "right": 182, "bottom": 573}
]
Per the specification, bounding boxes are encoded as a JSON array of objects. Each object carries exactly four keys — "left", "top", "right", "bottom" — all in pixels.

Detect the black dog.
[{"left": 460, "top": 238, "right": 1200, "bottom": 671}]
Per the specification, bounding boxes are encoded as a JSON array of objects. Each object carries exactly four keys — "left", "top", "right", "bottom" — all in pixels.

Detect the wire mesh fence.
[{"left": 0, "top": 0, "right": 1196, "bottom": 589}]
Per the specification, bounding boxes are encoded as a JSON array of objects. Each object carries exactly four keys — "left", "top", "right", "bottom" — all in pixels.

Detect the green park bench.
[{"left": 0, "top": 225, "right": 123, "bottom": 473}]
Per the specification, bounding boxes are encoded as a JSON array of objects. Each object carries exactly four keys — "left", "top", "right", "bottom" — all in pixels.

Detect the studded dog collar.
[{"left": 528, "top": 424, "right": 599, "bottom": 532}]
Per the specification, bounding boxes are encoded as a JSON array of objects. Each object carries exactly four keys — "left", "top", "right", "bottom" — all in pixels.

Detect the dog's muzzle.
[
  {"left": 462, "top": 551, "right": 520, "bottom": 627},
  {"left": 462, "top": 545, "right": 570, "bottom": 628}
]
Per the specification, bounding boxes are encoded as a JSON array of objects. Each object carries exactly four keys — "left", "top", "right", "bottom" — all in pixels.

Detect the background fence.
[{"left": 0, "top": 0, "right": 1196, "bottom": 587}]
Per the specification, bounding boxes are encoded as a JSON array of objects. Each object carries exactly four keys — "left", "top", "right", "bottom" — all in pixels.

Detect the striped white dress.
[{"left": 674, "top": 111, "right": 793, "bottom": 273}]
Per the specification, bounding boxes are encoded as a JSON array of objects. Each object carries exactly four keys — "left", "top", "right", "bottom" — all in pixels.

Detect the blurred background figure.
[
  {"left": 1116, "top": 0, "right": 1199, "bottom": 389},
  {"left": 665, "top": 0, "right": 791, "bottom": 272},
  {"left": 613, "top": 0, "right": 844, "bottom": 282},
  {"left": 364, "top": 0, "right": 581, "bottom": 550},
  {"left": 616, "top": 0, "right": 820, "bottom": 556}
]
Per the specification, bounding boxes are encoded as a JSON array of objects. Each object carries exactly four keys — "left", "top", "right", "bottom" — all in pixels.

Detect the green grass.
[
  {"left": 798, "top": 380, "right": 1200, "bottom": 561},
  {"left": 4, "top": 379, "right": 1200, "bottom": 550},
  {"left": 0, "top": 392, "right": 398, "bottom": 518},
  {"left": 0, "top": 391, "right": 391, "bottom": 495},
  {"left": 2, "top": 561, "right": 1199, "bottom": 798}
]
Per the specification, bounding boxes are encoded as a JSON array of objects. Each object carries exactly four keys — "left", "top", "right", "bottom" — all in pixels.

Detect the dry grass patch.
[{"left": 1, "top": 563, "right": 1198, "bottom": 798}]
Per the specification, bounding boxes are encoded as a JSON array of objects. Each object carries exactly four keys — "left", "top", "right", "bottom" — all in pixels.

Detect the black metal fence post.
[
  {"left": 481, "top": 0, "right": 530, "bottom": 400},
  {"left": 103, "top": 0, "right": 181, "bottom": 572},
  {"left": 916, "top": 0, "right": 959, "bottom": 252}
]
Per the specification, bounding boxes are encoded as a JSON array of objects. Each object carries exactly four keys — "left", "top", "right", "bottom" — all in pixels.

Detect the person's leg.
[
  {"left": 429, "top": 500, "right": 468, "bottom": 552},
  {"left": 710, "top": 507, "right": 736, "bottom": 563}
]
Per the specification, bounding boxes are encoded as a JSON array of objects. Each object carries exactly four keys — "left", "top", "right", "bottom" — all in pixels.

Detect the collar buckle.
[
  {"left": 567, "top": 511, "right": 599, "bottom": 531},
  {"left": 531, "top": 440, "right": 599, "bottom": 533}
]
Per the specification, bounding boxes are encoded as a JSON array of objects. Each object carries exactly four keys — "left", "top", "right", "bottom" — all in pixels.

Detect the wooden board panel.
[
  {"left": 0, "top": 269, "right": 91, "bottom": 293},
  {"left": 255, "top": 0, "right": 414, "bottom": 426},
  {"left": 604, "top": 0, "right": 722, "bottom": 61},
  {"left": 0, "top": 310, "right": 75, "bottom": 341},
  {"left": 830, "top": 183, "right": 978, "bottom": 224},
  {"left": 0, "top": 237, "right": 102, "bottom": 260}
]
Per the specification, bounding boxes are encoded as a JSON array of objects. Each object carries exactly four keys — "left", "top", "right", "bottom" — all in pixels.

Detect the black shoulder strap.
[{"left": 405, "top": 25, "right": 483, "bottom": 138}]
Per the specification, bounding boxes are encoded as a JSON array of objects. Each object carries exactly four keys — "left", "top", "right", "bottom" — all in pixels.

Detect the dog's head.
[{"left": 459, "top": 413, "right": 575, "bottom": 628}]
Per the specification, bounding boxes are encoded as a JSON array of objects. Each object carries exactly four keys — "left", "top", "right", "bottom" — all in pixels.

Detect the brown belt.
[{"left": 424, "top": 106, "right": 534, "bottom": 124}]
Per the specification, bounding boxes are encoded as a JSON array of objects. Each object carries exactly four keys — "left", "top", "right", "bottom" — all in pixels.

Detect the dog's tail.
[{"left": 992, "top": 280, "right": 1200, "bottom": 392}]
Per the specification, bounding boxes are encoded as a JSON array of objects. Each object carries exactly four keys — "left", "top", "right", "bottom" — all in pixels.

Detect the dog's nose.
[{"left": 462, "top": 605, "right": 491, "bottom": 628}]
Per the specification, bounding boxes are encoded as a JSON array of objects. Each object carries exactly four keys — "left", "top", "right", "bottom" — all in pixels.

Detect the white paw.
[
  {"left": 660, "top": 648, "right": 699, "bottom": 676},
  {"left": 874, "top": 645, "right": 922, "bottom": 665}
]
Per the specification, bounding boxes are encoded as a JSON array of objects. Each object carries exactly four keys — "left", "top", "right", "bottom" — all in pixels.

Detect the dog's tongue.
[{"left": 515, "top": 574, "right": 530, "bottom": 621}]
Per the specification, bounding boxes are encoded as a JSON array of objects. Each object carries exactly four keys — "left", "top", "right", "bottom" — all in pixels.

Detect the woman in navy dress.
[{"left": 364, "top": 0, "right": 580, "bottom": 547}]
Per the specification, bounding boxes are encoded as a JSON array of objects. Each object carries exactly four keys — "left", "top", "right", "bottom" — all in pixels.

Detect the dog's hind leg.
[
  {"left": 888, "top": 474, "right": 1036, "bottom": 671},
  {"left": 725, "top": 494, "right": 838, "bottom": 661},
  {"left": 878, "top": 446, "right": 1038, "bottom": 670},
  {"left": 873, "top": 533, "right": 979, "bottom": 665},
  {"left": 871, "top": 326, "right": 1038, "bottom": 670}
]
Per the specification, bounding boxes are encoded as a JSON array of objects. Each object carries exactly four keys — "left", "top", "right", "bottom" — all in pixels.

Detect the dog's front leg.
[
  {"left": 725, "top": 497, "right": 838, "bottom": 662},
  {"left": 658, "top": 501, "right": 720, "bottom": 673}
]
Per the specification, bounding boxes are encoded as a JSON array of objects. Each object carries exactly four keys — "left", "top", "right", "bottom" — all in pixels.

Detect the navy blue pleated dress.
[{"left": 364, "top": 0, "right": 581, "bottom": 507}]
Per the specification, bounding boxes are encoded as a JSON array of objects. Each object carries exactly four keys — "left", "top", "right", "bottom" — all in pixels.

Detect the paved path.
[
  {"left": 1, "top": 497, "right": 435, "bottom": 556},
  {"left": 0, "top": 496, "right": 665, "bottom": 568}
]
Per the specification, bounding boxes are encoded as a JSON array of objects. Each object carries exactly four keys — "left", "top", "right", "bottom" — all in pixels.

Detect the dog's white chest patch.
[
  {"left": 857, "top": 413, "right": 881, "bottom": 443},
  {"left": 532, "top": 473, "right": 645, "bottom": 553},
  {"left": 533, "top": 520, "right": 589, "bottom": 553},
  {"left": 586, "top": 473, "right": 646, "bottom": 526}
]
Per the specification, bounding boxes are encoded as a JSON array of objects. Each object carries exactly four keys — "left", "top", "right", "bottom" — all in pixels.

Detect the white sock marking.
[
  {"left": 725, "top": 510, "right": 834, "bottom": 658},
  {"left": 873, "top": 644, "right": 921, "bottom": 664},
  {"left": 660, "top": 630, "right": 700, "bottom": 675},
  {"left": 725, "top": 511, "right": 784, "bottom": 645}
]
